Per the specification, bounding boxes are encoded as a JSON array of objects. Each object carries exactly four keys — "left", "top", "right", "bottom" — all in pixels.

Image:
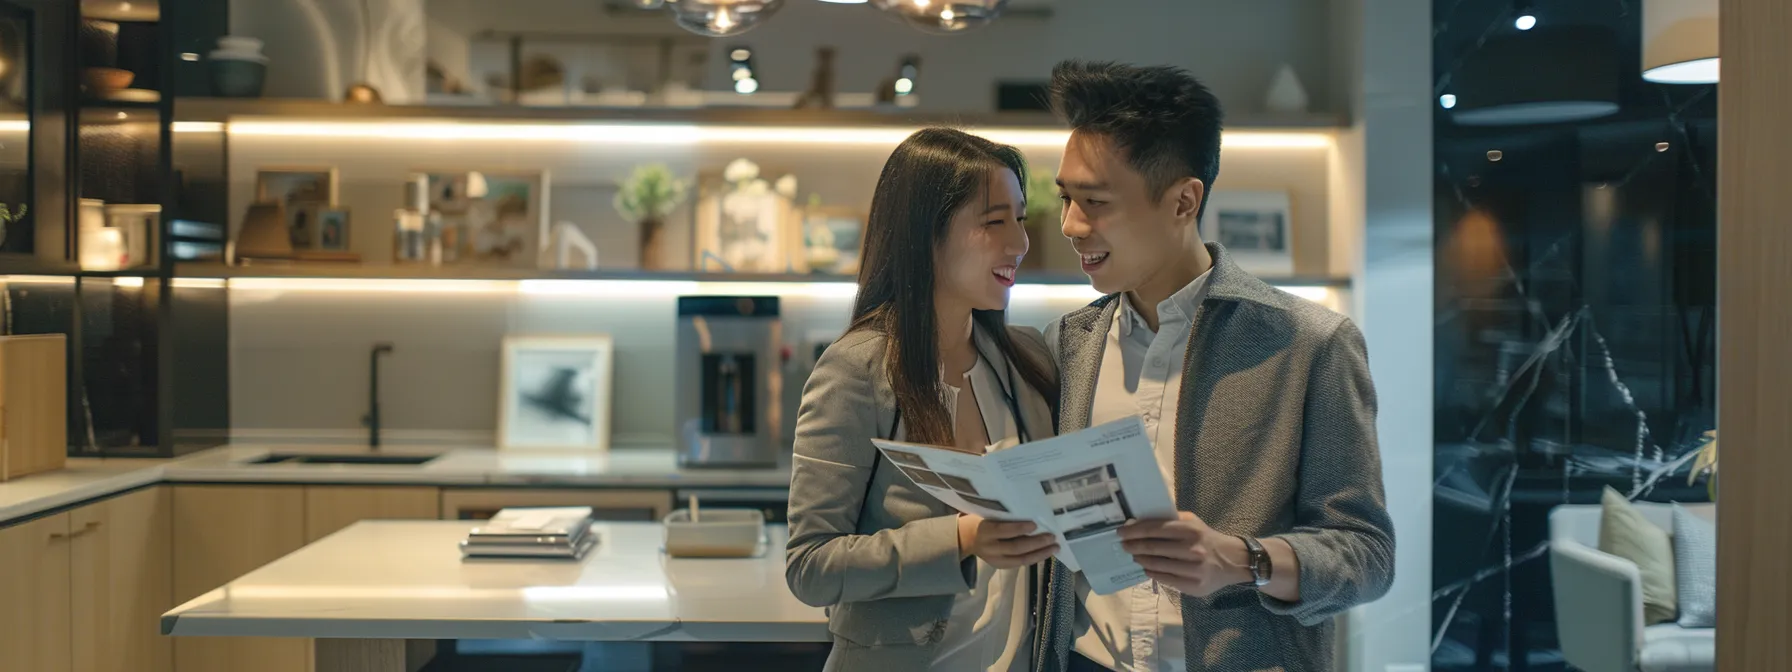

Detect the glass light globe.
[
  {"left": 665, "top": 0, "right": 784, "bottom": 37},
  {"left": 871, "top": 0, "right": 1007, "bottom": 34}
]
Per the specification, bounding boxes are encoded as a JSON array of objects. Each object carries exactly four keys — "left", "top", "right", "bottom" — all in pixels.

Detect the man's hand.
[
  {"left": 1118, "top": 511, "right": 1251, "bottom": 597},
  {"left": 958, "top": 514, "right": 1059, "bottom": 568}
]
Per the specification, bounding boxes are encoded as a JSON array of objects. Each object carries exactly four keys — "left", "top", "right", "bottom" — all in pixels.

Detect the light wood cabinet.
[
  {"left": 440, "top": 488, "right": 673, "bottom": 521},
  {"left": 173, "top": 485, "right": 310, "bottom": 672},
  {"left": 71, "top": 486, "right": 173, "bottom": 672},
  {"left": 304, "top": 486, "right": 441, "bottom": 543},
  {"left": 0, "top": 513, "right": 73, "bottom": 672}
]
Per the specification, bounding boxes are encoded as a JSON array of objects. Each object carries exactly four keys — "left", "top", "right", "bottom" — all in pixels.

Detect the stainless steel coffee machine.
[{"left": 676, "top": 296, "right": 783, "bottom": 469}]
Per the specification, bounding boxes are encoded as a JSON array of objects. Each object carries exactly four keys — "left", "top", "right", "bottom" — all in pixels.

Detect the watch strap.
[{"left": 1239, "top": 535, "right": 1271, "bottom": 587}]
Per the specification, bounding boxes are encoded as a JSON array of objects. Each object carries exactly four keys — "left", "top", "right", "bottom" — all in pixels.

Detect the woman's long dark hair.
[{"left": 849, "top": 127, "right": 1057, "bottom": 446}]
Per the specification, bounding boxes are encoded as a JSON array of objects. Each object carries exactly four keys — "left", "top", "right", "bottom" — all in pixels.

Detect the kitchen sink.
[{"left": 247, "top": 453, "right": 441, "bottom": 466}]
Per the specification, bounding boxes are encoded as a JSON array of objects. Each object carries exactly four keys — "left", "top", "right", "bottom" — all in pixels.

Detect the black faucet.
[{"left": 362, "top": 342, "right": 394, "bottom": 448}]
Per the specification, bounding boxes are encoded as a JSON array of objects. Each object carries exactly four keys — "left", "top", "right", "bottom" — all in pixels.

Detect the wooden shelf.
[
  {"left": 173, "top": 97, "right": 1348, "bottom": 131},
  {"left": 174, "top": 262, "right": 1351, "bottom": 288}
]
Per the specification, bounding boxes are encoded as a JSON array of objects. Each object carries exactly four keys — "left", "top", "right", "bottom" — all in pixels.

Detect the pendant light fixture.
[
  {"left": 1451, "top": 25, "right": 1620, "bottom": 126},
  {"left": 870, "top": 0, "right": 1009, "bottom": 34},
  {"left": 664, "top": 0, "right": 785, "bottom": 36},
  {"left": 1641, "top": 0, "right": 1718, "bottom": 84}
]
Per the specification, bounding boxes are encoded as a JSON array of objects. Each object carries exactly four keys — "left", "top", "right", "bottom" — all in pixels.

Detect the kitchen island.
[{"left": 161, "top": 520, "right": 827, "bottom": 671}]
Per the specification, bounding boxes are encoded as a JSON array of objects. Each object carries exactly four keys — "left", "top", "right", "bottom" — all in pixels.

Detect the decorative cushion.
[
  {"left": 1597, "top": 486, "right": 1677, "bottom": 624},
  {"left": 1673, "top": 505, "right": 1718, "bottom": 628}
]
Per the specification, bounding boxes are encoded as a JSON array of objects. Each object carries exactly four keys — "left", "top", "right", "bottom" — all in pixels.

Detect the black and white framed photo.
[
  {"left": 1199, "top": 190, "right": 1293, "bottom": 276},
  {"left": 497, "top": 335, "right": 613, "bottom": 452}
]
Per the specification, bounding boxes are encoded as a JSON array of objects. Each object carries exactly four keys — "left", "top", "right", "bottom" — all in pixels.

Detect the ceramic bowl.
[{"left": 81, "top": 67, "right": 133, "bottom": 94}]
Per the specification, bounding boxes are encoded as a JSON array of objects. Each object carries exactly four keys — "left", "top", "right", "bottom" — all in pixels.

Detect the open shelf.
[
  {"left": 174, "top": 261, "right": 1351, "bottom": 288},
  {"left": 173, "top": 97, "right": 1348, "bottom": 131}
]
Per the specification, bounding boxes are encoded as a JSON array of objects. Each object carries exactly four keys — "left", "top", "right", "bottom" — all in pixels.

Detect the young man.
[{"left": 1032, "top": 61, "right": 1396, "bottom": 671}]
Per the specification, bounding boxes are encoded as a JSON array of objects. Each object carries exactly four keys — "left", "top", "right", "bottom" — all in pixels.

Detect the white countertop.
[
  {"left": 0, "top": 446, "right": 792, "bottom": 524},
  {"left": 161, "top": 521, "right": 826, "bottom": 643}
]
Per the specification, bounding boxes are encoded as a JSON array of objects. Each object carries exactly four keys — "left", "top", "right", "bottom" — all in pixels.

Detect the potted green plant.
[
  {"left": 613, "top": 163, "right": 688, "bottom": 270},
  {"left": 1023, "top": 170, "right": 1060, "bottom": 270}
]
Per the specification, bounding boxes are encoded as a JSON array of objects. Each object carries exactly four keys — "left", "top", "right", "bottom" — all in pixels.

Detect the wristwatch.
[{"left": 1238, "top": 536, "right": 1272, "bottom": 587}]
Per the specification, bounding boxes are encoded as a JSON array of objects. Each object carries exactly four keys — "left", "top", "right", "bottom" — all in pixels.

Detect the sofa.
[{"left": 1548, "top": 501, "right": 1715, "bottom": 672}]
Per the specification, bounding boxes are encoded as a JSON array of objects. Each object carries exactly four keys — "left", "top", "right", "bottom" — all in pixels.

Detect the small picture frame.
[
  {"left": 800, "top": 206, "right": 865, "bottom": 276},
  {"left": 317, "top": 207, "right": 351, "bottom": 250},
  {"left": 1199, "top": 190, "right": 1293, "bottom": 276},
  {"left": 255, "top": 166, "right": 339, "bottom": 206},
  {"left": 497, "top": 335, "right": 613, "bottom": 452}
]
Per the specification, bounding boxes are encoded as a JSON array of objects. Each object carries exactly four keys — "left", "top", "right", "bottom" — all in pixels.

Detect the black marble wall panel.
[{"left": 1431, "top": 1, "right": 1717, "bottom": 669}]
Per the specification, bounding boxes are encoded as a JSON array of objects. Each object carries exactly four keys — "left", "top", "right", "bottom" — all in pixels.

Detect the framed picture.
[
  {"left": 317, "top": 207, "right": 350, "bottom": 250},
  {"left": 1199, "top": 190, "right": 1293, "bottom": 276},
  {"left": 418, "top": 169, "right": 551, "bottom": 268},
  {"left": 255, "top": 166, "right": 339, "bottom": 206},
  {"left": 692, "top": 170, "right": 801, "bottom": 273},
  {"left": 497, "top": 335, "right": 613, "bottom": 452},
  {"left": 799, "top": 206, "right": 865, "bottom": 276}
]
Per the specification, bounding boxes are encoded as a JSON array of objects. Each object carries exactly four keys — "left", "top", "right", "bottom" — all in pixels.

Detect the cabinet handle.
[{"left": 50, "top": 521, "right": 102, "bottom": 541}]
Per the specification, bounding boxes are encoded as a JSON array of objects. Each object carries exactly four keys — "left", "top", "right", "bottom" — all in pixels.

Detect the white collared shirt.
[{"left": 1071, "top": 270, "right": 1211, "bottom": 672}]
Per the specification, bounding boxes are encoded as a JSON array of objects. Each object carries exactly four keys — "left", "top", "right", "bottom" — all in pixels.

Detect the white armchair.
[{"left": 1548, "top": 502, "right": 1715, "bottom": 672}]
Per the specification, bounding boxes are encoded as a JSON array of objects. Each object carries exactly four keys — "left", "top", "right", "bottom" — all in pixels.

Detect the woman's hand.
[{"left": 957, "top": 514, "right": 1060, "bottom": 568}]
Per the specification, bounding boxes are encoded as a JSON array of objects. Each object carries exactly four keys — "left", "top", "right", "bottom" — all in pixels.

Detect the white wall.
[
  {"left": 1333, "top": 0, "right": 1435, "bottom": 669},
  {"left": 231, "top": 0, "right": 1336, "bottom": 116}
]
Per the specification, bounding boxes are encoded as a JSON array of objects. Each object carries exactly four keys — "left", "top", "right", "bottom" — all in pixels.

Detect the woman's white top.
[{"left": 929, "top": 350, "right": 1033, "bottom": 672}]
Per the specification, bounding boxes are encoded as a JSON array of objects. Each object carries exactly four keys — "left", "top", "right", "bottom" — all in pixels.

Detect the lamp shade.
[
  {"left": 1452, "top": 25, "right": 1620, "bottom": 126},
  {"left": 1642, "top": 0, "right": 1718, "bottom": 84}
]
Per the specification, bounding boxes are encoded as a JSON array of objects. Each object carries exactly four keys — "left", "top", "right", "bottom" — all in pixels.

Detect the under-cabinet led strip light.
[{"left": 214, "top": 120, "right": 1332, "bottom": 149}]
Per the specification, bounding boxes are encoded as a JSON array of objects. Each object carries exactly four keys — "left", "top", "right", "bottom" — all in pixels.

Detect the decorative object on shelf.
[
  {"left": 1263, "top": 64, "right": 1310, "bottom": 114},
  {"left": 77, "top": 198, "right": 127, "bottom": 270},
  {"left": 343, "top": 0, "right": 383, "bottom": 103},
  {"left": 1687, "top": 429, "right": 1717, "bottom": 501},
  {"left": 208, "top": 35, "right": 267, "bottom": 98},
  {"left": 549, "top": 221, "right": 599, "bottom": 270},
  {"left": 793, "top": 46, "right": 836, "bottom": 110},
  {"left": 800, "top": 201, "right": 864, "bottom": 275},
  {"left": 255, "top": 166, "right": 338, "bottom": 206},
  {"left": 694, "top": 159, "right": 800, "bottom": 273},
  {"left": 876, "top": 55, "right": 921, "bottom": 105},
  {"left": 421, "top": 169, "right": 551, "bottom": 268},
  {"left": 871, "top": 0, "right": 1008, "bottom": 34},
  {"left": 613, "top": 162, "right": 689, "bottom": 271},
  {"left": 1451, "top": 25, "right": 1619, "bottom": 126},
  {"left": 391, "top": 209, "right": 429, "bottom": 264},
  {"left": 103, "top": 203, "right": 159, "bottom": 268},
  {"left": 1021, "top": 168, "right": 1057, "bottom": 271},
  {"left": 664, "top": 0, "right": 785, "bottom": 37},
  {"left": 498, "top": 334, "right": 614, "bottom": 453},
  {"left": 0, "top": 203, "right": 25, "bottom": 249},
  {"left": 317, "top": 207, "right": 351, "bottom": 251},
  {"left": 288, "top": 201, "right": 322, "bottom": 249},
  {"left": 1642, "top": 0, "right": 1718, "bottom": 84},
  {"left": 1198, "top": 190, "right": 1293, "bottom": 276},
  {"left": 234, "top": 201, "right": 294, "bottom": 261},
  {"left": 81, "top": 67, "right": 133, "bottom": 97}
]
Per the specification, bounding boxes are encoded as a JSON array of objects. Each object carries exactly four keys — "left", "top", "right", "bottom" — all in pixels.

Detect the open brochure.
[{"left": 871, "top": 415, "right": 1175, "bottom": 595}]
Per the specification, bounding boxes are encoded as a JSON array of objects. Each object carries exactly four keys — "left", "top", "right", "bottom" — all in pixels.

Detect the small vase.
[{"left": 639, "top": 217, "right": 666, "bottom": 270}]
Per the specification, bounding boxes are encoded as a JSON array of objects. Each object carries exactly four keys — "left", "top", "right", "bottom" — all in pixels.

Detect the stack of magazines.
[{"left": 460, "top": 506, "right": 599, "bottom": 560}]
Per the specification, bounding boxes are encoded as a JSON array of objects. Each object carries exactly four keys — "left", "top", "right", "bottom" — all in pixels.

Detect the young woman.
[{"left": 785, "top": 127, "right": 1062, "bottom": 670}]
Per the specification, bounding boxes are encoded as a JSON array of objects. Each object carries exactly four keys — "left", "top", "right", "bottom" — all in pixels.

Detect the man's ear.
[{"left": 1174, "top": 178, "right": 1206, "bottom": 222}]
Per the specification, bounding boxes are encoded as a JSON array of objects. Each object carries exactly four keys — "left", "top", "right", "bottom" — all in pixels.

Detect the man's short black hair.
[{"left": 1048, "top": 60, "right": 1224, "bottom": 213}]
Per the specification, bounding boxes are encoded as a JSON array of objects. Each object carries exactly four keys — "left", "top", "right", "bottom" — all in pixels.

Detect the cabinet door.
[
  {"left": 172, "top": 485, "right": 309, "bottom": 672},
  {"left": 0, "top": 513, "right": 72, "bottom": 672},
  {"left": 439, "top": 488, "right": 673, "bottom": 521},
  {"left": 304, "top": 486, "right": 441, "bottom": 543},
  {"left": 71, "top": 486, "right": 173, "bottom": 672}
]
